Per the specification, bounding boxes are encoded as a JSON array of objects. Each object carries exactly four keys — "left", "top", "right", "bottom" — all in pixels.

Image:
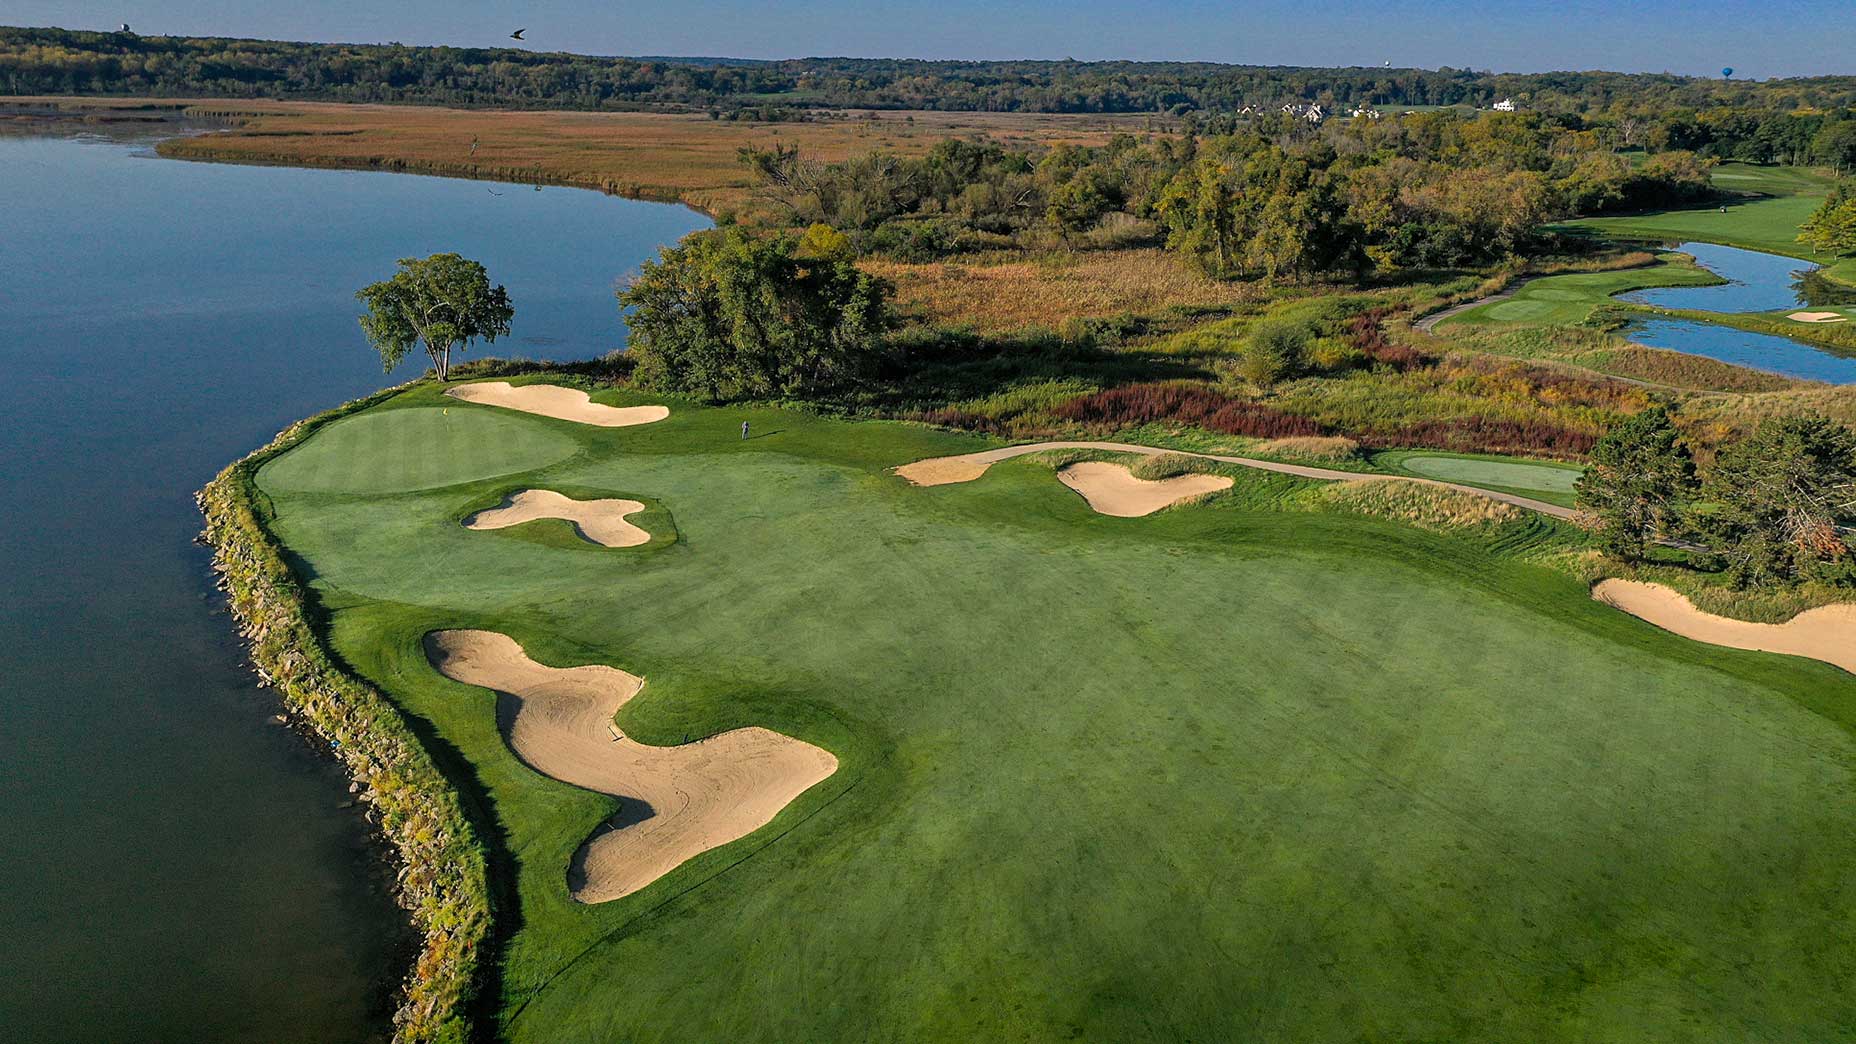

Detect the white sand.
[
  {"left": 425, "top": 630, "right": 837, "bottom": 903},
  {"left": 1056, "top": 461, "right": 1232, "bottom": 516},
  {"left": 1787, "top": 311, "right": 1848, "bottom": 324},
  {"left": 464, "top": 489, "right": 651, "bottom": 547},
  {"left": 1593, "top": 579, "right": 1856, "bottom": 676},
  {"left": 445, "top": 381, "right": 669, "bottom": 427},
  {"left": 893, "top": 440, "right": 1575, "bottom": 519}
]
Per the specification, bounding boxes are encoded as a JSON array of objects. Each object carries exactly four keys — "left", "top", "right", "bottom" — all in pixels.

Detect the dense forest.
[
  {"left": 742, "top": 110, "right": 1729, "bottom": 274},
  {"left": 6, "top": 26, "right": 1856, "bottom": 116}
]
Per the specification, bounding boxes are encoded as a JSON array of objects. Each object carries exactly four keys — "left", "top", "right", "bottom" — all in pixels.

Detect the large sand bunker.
[
  {"left": 1056, "top": 461, "right": 1232, "bottom": 517},
  {"left": 463, "top": 489, "right": 651, "bottom": 547},
  {"left": 894, "top": 440, "right": 1575, "bottom": 519},
  {"left": 445, "top": 381, "right": 670, "bottom": 427},
  {"left": 1787, "top": 311, "right": 1848, "bottom": 324},
  {"left": 424, "top": 630, "right": 837, "bottom": 903},
  {"left": 1593, "top": 579, "right": 1856, "bottom": 676}
]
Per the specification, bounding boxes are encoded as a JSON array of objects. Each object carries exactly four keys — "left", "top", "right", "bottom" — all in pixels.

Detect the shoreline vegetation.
[
  {"left": 198, "top": 384, "right": 489, "bottom": 1044},
  {"left": 34, "top": 98, "right": 1152, "bottom": 217}
]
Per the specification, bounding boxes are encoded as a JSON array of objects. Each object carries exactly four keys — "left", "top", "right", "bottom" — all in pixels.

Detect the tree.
[
  {"left": 1799, "top": 179, "right": 1856, "bottom": 256},
  {"left": 1575, "top": 405, "right": 1697, "bottom": 561},
  {"left": 1158, "top": 142, "right": 1358, "bottom": 282},
  {"left": 1700, "top": 415, "right": 1856, "bottom": 587},
  {"left": 356, "top": 253, "right": 513, "bottom": 381},
  {"left": 618, "top": 228, "right": 894, "bottom": 400}
]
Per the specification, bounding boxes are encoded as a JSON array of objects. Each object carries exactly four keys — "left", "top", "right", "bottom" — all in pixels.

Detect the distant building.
[
  {"left": 1278, "top": 102, "right": 1327, "bottom": 123},
  {"left": 1492, "top": 97, "right": 1517, "bottom": 112}
]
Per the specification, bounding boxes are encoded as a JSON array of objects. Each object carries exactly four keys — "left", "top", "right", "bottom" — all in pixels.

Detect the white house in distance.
[{"left": 1492, "top": 97, "right": 1517, "bottom": 111}]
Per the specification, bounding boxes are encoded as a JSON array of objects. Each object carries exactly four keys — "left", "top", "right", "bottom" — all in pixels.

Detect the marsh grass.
[
  {"left": 864, "top": 249, "right": 1262, "bottom": 333},
  {"left": 157, "top": 102, "right": 1149, "bottom": 217},
  {"left": 1251, "top": 435, "right": 1363, "bottom": 463},
  {"left": 1309, "top": 477, "right": 1526, "bottom": 531}
]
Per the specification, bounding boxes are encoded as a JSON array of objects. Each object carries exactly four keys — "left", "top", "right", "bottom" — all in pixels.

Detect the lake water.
[
  {"left": 1622, "top": 241, "right": 1820, "bottom": 312},
  {"left": 0, "top": 129, "right": 708, "bottom": 1042},
  {"left": 1615, "top": 242, "right": 1856, "bottom": 384}
]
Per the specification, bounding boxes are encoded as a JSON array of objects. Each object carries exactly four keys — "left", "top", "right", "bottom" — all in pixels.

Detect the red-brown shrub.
[
  {"left": 1055, "top": 383, "right": 1326, "bottom": 438},
  {"left": 1345, "top": 308, "right": 1426, "bottom": 371}
]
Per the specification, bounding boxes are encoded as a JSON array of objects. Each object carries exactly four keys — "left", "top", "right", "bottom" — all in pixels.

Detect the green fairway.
[
  {"left": 1446, "top": 256, "right": 1720, "bottom": 327},
  {"left": 1381, "top": 451, "right": 1583, "bottom": 506},
  {"left": 260, "top": 406, "right": 579, "bottom": 493},
  {"left": 258, "top": 378, "right": 1856, "bottom": 1042},
  {"left": 1561, "top": 162, "right": 1856, "bottom": 285}
]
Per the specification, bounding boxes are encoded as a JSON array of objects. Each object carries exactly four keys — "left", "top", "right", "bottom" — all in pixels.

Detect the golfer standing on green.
[{"left": 741, "top": 421, "right": 750, "bottom": 440}]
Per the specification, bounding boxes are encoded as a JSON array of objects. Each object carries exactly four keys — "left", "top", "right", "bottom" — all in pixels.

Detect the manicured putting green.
[
  {"left": 260, "top": 407, "right": 578, "bottom": 493},
  {"left": 1400, "top": 453, "right": 1581, "bottom": 494}
]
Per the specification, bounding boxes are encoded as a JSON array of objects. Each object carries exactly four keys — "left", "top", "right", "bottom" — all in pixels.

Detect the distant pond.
[{"left": 1616, "top": 242, "right": 1855, "bottom": 384}]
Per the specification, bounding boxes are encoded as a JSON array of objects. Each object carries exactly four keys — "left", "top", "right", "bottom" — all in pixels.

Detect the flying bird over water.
[
  {"left": 510, "top": 28, "right": 526, "bottom": 40},
  {"left": 487, "top": 189, "right": 504, "bottom": 196}
]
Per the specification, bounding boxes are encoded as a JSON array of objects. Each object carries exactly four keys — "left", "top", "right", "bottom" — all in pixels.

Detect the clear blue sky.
[{"left": 13, "top": 0, "right": 1853, "bottom": 78}]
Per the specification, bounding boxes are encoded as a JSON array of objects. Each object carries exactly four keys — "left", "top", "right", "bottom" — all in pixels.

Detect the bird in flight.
[
  {"left": 510, "top": 28, "right": 526, "bottom": 40},
  {"left": 487, "top": 189, "right": 504, "bottom": 196}
]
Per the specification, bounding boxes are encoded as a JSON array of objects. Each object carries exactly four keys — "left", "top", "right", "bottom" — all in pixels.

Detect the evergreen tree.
[{"left": 1574, "top": 404, "right": 1696, "bottom": 561}]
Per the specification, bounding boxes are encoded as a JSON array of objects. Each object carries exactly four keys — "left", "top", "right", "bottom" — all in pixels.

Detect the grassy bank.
[
  {"left": 1561, "top": 162, "right": 1856, "bottom": 286},
  {"left": 197, "top": 384, "right": 490, "bottom": 1044},
  {"left": 1442, "top": 253, "right": 1723, "bottom": 328},
  {"left": 256, "top": 375, "right": 1856, "bottom": 1042}
]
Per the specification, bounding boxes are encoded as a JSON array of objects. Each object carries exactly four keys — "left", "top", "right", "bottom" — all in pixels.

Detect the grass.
[
  {"left": 862, "top": 250, "right": 1262, "bottom": 334},
  {"left": 1560, "top": 162, "right": 1856, "bottom": 286},
  {"left": 258, "top": 406, "right": 580, "bottom": 493},
  {"left": 1444, "top": 254, "right": 1721, "bottom": 327},
  {"left": 130, "top": 99, "right": 1151, "bottom": 218},
  {"left": 1373, "top": 449, "right": 1583, "bottom": 508},
  {"left": 259, "top": 375, "right": 1856, "bottom": 1042}
]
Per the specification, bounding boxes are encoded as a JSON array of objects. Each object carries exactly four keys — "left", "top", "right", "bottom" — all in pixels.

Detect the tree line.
[
  {"left": 1578, "top": 407, "right": 1856, "bottom": 589},
  {"left": 6, "top": 27, "right": 1856, "bottom": 115},
  {"left": 741, "top": 109, "right": 1721, "bottom": 278}
]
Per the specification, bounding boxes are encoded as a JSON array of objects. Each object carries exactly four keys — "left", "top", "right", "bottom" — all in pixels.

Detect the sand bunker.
[
  {"left": 464, "top": 489, "right": 651, "bottom": 548},
  {"left": 1056, "top": 461, "right": 1232, "bottom": 517},
  {"left": 425, "top": 630, "right": 837, "bottom": 903},
  {"left": 445, "top": 381, "right": 669, "bottom": 427},
  {"left": 1787, "top": 311, "right": 1848, "bottom": 324},
  {"left": 894, "top": 440, "right": 1576, "bottom": 519},
  {"left": 1593, "top": 579, "right": 1856, "bottom": 676}
]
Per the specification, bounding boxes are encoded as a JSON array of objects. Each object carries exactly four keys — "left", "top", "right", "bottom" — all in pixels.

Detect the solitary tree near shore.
[{"left": 356, "top": 253, "right": 514, "bottom": 381}]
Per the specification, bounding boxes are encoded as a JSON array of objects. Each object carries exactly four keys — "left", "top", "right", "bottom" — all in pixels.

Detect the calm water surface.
[
  {"left": 1617, "top": 241, "right": 1856, "bottom": 384},
  {"left": 0, "top": 130, "right": 707, "bottom": 1043}
]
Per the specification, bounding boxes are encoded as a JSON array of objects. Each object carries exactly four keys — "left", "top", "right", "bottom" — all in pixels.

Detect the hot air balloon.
[{"left": 1722, "top": 67, "right": 1734, "bottom": 78}]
